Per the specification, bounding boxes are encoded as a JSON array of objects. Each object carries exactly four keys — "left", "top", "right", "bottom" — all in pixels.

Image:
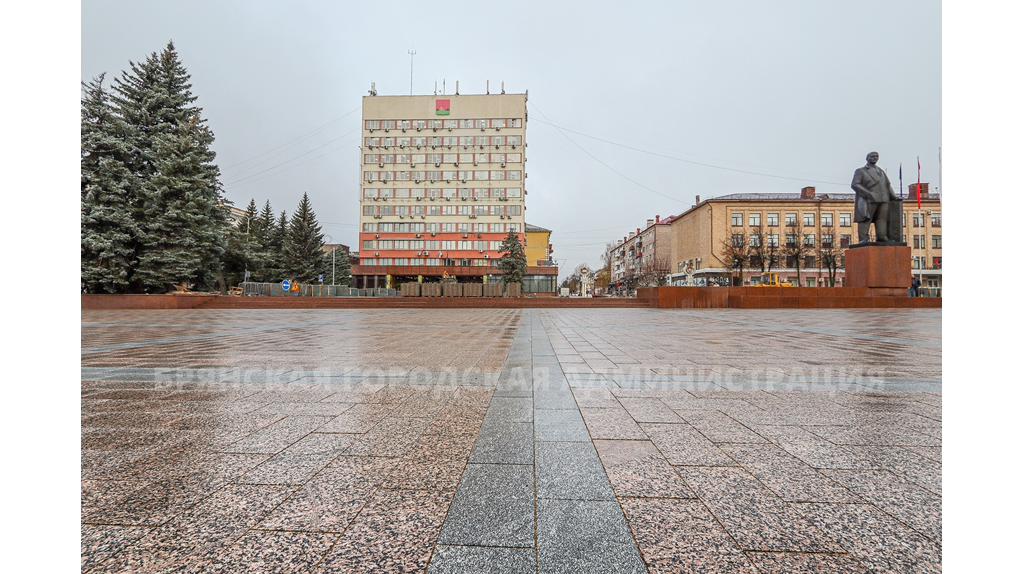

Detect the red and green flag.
[{"left": 436, "top": 99, "right": 450, "bottom": 115}]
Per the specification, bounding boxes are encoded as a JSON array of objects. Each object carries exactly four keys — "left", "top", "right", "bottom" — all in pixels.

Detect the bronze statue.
[{"left": 851, "top": 151, "right": 901, "bottom": 243}]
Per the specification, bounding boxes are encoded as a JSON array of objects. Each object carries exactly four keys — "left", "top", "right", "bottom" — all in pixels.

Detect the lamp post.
[{"left": 325, "top": 234, "right": 335, "bottom": 286}]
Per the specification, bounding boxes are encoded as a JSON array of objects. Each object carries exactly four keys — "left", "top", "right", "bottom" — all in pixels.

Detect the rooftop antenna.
[
  {"left": 434, "top": 81, "right": 437, "bottom": 96},
  {"left": 408, "top": 49, "right": 416, "bottom": 95},
  {"left": 501, "top": 81, "right": 505, "bottom": 94},
  {"left": 487, "top": 80, "right": 490, "bottom": 94}
]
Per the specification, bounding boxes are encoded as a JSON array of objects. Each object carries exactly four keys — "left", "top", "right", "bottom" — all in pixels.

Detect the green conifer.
[
  {"left": 81, "top": 74, "right": 140, "bottom": 293},
  {"left": 110, "top": 41, "right": 228, "bottom": 292},
  {"left": 499, "top": 230, "right": 527, "bottom": 286},
  {"left": 282, "top": 193, "right": 329, "bottom": 283}
]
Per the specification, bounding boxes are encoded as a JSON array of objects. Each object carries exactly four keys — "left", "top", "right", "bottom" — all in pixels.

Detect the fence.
[
  {"left": 239, "top": 282, "right": 523, "bottom": 298},
  {"left": 241, "top": 282, "right": 398, "bottom": 297}
]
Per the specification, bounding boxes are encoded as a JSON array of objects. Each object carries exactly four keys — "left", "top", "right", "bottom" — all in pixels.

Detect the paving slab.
[{"left": 81, "top": 307, "right": 941, "bottom": 573}]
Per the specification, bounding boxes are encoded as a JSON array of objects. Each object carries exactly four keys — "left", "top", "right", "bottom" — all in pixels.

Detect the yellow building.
[
  {"left": 525, "top": 223, "right": 554, "bottom": 267},
  {"left": 666, "top": 186, "right": 941, "bottom": 290}
]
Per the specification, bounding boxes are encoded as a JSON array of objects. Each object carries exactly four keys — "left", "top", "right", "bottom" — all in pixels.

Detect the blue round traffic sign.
[{"left": 281, "top": 279, "right": 291, "bottom": 291}]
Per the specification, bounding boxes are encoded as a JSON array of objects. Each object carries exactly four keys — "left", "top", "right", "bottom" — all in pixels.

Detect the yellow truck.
[{"left": 754, "top": 272, "right": 793, "bottom": 287}]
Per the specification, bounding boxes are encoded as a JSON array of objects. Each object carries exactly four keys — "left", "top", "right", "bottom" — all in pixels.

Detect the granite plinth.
[{"left": 845, "top": 245, "right": 912, "bottom": 289}]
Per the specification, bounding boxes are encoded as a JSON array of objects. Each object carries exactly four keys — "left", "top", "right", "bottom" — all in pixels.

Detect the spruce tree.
[
  {"left": 250, "top": 200, "right": 275, "bottom": 281},
  {"left": 110, "top": 41, "right": 228, "bottom": 292},
  {"left": 282, "top": 193, "right": 329, "bottom": 282},
  {"left": 133, "top": 116, "right": 228, "bottom": 291},
  {"left": 498, "top": 230, "right": 527, "bottom": 286},
  {"left": 266, "top": 210, "right": 289, "bottom": 280},
  {"left": 330, "top": 244, "right": 352, "bottom": 286},
  {"left": 81, "top": 74, "right": 140, "bottom": 293}
]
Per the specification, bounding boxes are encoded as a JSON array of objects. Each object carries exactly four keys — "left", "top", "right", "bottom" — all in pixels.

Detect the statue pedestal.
[{"left": 846, "top": 244, "right": 911, "bottom": 295}]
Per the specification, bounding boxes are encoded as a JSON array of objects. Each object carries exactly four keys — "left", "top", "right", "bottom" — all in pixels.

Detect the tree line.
[{"left": 81, "top": 41, "right": 347, "bottom": 293}]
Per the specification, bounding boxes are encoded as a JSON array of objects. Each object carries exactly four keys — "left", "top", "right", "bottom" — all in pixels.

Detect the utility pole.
[{"left": 408, "top": 49, "right": 416, "bottom": 95}]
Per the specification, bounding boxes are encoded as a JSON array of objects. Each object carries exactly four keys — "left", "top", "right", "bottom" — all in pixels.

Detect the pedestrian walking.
[{"left": 910, "top": 275, "right": 921, "bottom": 297}]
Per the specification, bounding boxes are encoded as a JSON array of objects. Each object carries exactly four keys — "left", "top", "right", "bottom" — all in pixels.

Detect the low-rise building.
[
  {"left": 609, "top": 214, "right": 675, "bottom": 294},
  {"left": 665, "top": 185, "right": 941, "bottom": 289}
]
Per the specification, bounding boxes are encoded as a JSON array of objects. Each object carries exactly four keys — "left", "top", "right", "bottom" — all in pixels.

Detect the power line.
[
  {"left": 528, "top": 103, "right": 686, "bottom": 205},
  {"left": 222, "top": 128, "right": 359, "bottom": 188},
  {"left": 531, "top": 116, "right": 846, "bottom": 186},
  {"left": 221, "top": 105, "right": 360, "bottom": 173}
]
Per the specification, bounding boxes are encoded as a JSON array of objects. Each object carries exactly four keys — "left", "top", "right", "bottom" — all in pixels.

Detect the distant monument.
[{"left": 850, "top": 151, "right": 905, "bottom": 245}]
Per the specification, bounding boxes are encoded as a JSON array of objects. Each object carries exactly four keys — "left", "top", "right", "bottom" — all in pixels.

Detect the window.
[
  {"left": 932, "top": 235, "right": 942, "bottom": 249},
  {"left": 731, "top": 213, "right": 743, "bottom": 226},
  {"left": 803, "top": 213, "right": 815, "bottom": 226},
  {"left": 804, "top": 255, "right": 815, "bottom": 268},
  {"left": 803, "top": 234, "right": 815, "bottom": 247},
  {"left": 806, "top": 277, "right": 816, "bottom": 287},
  {"left": 767, "top": 234, "right": 779, "bottom": 247},
  {"left": 749, "top": 234, "right": 761, "bottom": 247},
  {"left": 913, "top": 235, "right": 925, "bottom": 249},
  {"left": 932, "top": 257, "right": 942, "bottom": 269},
  {"left": 913, "top": 213, "right": 925, "bottom": 227},
  {"left": 912, "top": 256, "right": 925, "bottom": 269},
  {"left": 767, "top": 213, "right": 779, "bottom": 227},
  {"left": 749, "top": 213, "right": 761, "bottom": 226},
  {"left": 840, "top": 234, "right": 851, "bottom": 248},
  {"left": 839, "top": 213, "right": 851, "bottom": 227},
  {"left": 821, "top": 213, "right": 833, "bottom": 227},
  {"left": 786, "top": 234, "right": 797, "bottom": 247},
  {"left": 821, "top": 234, "right": 833, "bottom": 248},
  {"left": 931, "top": 213, "right": 942, "bottom": 227},
  {"left": 731, "top": 234, "right": 744, "bottom": 247},
  {"left": 785, "top": 213, "right": 798, "bottom": 226},
  {"left": 362, "top": 240, "right": 374, "bottom": 249}
]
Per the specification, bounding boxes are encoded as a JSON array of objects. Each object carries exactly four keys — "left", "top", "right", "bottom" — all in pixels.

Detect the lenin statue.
[{"left": 851, "top": 151, "right": 902, "bottom": 244}]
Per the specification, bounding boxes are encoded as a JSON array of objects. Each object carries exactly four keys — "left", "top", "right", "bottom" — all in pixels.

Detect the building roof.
[
  {"left": 525, "top": 223, "right": 551, "bottom": 233},
  {"left": 708, "top": 192, "right": 940, "bottom": 202},
  {"left": 712, "top": 192, "right": 855, "bottom": 201}
]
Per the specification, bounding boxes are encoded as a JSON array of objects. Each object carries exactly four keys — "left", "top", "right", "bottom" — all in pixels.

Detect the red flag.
[{"left": 916, "top": 156, "right": 922, "bottom": 209}]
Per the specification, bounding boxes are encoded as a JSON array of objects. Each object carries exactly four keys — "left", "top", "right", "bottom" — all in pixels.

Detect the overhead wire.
[
  {"left": 221, "top": 105, "right": 360, "bottom": 172},
  {"left": 531, "top": 117, "right": 847, "bottom": 186}
]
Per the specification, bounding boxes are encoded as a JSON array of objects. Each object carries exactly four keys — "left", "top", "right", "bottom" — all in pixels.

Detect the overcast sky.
[{"left": 81, "top": 0, "right": 941, "bottom": 277}]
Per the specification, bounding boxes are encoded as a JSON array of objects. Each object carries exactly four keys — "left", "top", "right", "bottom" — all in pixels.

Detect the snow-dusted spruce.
[
  {"left": 82, "top": 41, "right": 228, "bottom": 293},
  {"left": 81, "top": 73, "right": 140, "bottom": 293}
]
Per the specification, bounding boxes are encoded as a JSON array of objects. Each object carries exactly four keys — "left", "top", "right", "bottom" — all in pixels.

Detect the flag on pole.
[
  {"left": 916, "top": 156, "right": 922, "bottom": 209},
  {"left": 899, "top": 163, "right": 903, "bottom": 198}
]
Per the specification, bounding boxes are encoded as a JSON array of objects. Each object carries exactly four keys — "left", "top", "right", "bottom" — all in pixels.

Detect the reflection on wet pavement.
[{"left": 82, "top": 308, "right": 940, "bottom": 573}]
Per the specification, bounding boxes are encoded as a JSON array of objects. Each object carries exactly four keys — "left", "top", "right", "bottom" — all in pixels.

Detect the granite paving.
[{"left": 82, "top": 307, "right": 941, "bottom": 572}]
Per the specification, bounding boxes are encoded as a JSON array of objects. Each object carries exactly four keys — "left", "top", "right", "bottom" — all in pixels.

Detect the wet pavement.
[{"left": 82, "top": 308, "right": 941, "bottom": 573}]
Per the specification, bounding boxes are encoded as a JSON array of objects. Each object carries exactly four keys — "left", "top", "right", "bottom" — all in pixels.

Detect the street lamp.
[{"left": 324, "top": 234, "right": 335, "bottom": 286}]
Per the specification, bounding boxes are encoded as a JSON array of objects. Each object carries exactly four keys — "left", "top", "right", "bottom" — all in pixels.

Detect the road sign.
[{"left": 281, "top": 279, "right": 290, "bottom": 291}]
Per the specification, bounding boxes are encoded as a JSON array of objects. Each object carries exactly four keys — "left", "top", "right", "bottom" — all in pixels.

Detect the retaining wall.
[{"left": 638, "top": 286, "right": 942, "bottom": 309}]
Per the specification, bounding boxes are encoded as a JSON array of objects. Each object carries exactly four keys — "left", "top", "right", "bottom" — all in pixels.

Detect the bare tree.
[
  {"left": 720, "top": 231, "right": 751, "bottom": 286},
  {"left": 782, "top": 223, "right": 812, "bottom": 286},
  {"left": 817, "top": 237, "right": 845, "bottom": 287},
  {"left": 749, "top": 222, "right": 768, "bottom": 273},
  {"left": 636, "top": 256, "right": 672, "bottom": 288}
]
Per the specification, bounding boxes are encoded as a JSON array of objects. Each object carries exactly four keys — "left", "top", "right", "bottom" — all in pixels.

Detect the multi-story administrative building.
[
  {"left": 352, "top": 92, "right": 557, "bottom": 292},
  {"left": 609, "top": 214, "right": 675, "bottom": 294},
  {"left": 666, "top": 185, "right": 942, "bottom": 289}
]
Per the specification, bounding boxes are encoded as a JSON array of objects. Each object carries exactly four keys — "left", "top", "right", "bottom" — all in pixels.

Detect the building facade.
[
  {"left": 351, "top": 92, "right": 558, "bottom": 289},
  {"left": 665, "top": 186, "right": 941, "bottom": 289},
  {"left": 609, "top": 215, "right": 675, "bottom": 294}
]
